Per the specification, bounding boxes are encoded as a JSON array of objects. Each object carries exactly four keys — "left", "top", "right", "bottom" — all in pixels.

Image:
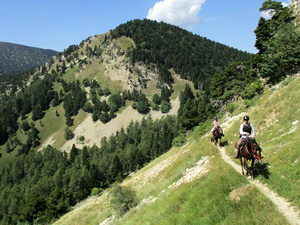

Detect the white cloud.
[
  {"left": 147, "top": 0, "right": 206, "bottom": 29},
  {"left": 282, "top": 0, "right": 291, "bottom": 7},
  {"left": 260, "top": 1, "right": 291, "bottom": 20},
  {"left": 261, "top": 9, "right": 274, "bottom": 20}
]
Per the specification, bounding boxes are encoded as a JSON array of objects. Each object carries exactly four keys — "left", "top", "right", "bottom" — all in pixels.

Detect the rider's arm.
[
  {"left": 240, "top": 124, "right": 246, "bottom": 136},
  {"left": 250, "top": 124, "right": 255, "bottom": 138}
]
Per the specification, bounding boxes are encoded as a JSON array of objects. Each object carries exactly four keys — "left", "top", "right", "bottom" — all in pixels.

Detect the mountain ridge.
[{"left": 0, "top": 41, "right": 57, "bottom": 77}]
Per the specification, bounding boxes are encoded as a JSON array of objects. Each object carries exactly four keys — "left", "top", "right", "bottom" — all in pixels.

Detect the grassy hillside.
[
  {"left": 54, "top": 74, "right": 300, "bottom": 224},
  {"left": 222, "top": 74, "right": 300, "bottom": 209},
  {"left": 0, "top": 42, "right": 57, "bottom": 77}
]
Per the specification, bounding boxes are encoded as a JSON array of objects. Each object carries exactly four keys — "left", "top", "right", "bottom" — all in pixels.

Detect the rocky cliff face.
[{"left": 290, "top": 0, "right": 300, "bottom": 25}]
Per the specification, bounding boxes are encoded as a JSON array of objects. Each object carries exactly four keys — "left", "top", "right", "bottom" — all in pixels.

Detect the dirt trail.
[{"left": 218, "top": 115, "right": 300, "bottom": 225}]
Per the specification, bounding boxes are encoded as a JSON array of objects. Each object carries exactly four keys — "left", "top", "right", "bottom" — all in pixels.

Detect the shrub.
[
  {"left": 161, "top": 100, "right": 171, "bottom": 113},
  {"left": 20, "top": 121, "right": 30, "bottom": 132},
  {"left": 172, "top": 133, "right": 187, "bottom": 147},
  {"left": 131, "top": 102, "right": 137, "bottom": 109},
  {"left": 83, "top": 102, "right": 93, "bottom": 113},
  {"left": 194, "top": 121, "right": 211, "bottom": 138},
  {"left": 243, "top": 80, "right": 264, "bottom": 99},
  {"left": 91, "top": 187, "right": 102, "bottom": 196},
  {"left": 151, "top": 102, "right": 160, "bottom": 111},
  {"left": 64, "top": 127, "right": 74, "bottom": 140},
  {"left": 110, "top": 185, "right": 137, "bottom": 216},
  {"left": 244, "top": 99, "right": 253, "bottom": 108},
  {"left": 226, "top": 103, "right": 236, "bottom": 113}
]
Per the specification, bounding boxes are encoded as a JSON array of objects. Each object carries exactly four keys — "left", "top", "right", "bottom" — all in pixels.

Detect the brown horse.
[
  {"left": 212, "top": 126, "right": 224, "bottom": 146},
  {"left": 237, "top": 138, "right": 262, "bottom": 177}
]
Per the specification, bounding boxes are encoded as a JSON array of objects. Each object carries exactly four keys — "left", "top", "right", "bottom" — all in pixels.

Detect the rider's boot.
[{"left": 234, "top": 148, "right": 239, "bottom": 159}]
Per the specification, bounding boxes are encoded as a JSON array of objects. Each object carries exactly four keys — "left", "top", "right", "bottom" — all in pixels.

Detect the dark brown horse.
[
  {"left": 212, "top": 126, "right": 224, "bottom": 146},
  {"left": 237, "top": 138, "right": 262, "bottom": 177}
]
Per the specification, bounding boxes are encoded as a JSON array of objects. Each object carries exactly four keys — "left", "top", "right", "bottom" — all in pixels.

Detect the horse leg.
[
  {"left": 239, "top": 156, "right": 244, "bottom": 175},
  {"left": 251, "top": 158, "right": 254, "bottom": 179},
  {"left": 244, "top": 159, "right": 249, "bottom": 176}
]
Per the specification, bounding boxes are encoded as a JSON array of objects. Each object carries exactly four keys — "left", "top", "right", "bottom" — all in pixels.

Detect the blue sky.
[{"left": 0, "top": 0, "right": 290, "bottom": 53}]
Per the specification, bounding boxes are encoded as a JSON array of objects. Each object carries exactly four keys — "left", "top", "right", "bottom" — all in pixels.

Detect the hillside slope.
[
  {"left": 0, "top": 42, "right": 57, "bottom": 77},
  {"left": 54, "top": 74, "right": 300, "bottom": 224}
]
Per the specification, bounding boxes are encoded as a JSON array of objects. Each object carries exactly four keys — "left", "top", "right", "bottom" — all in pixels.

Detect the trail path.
[{"left": 218, "top": 115, "right": 300, "bottom": 225}]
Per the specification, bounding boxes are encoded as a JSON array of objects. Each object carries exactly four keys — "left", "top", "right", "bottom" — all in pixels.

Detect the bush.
[
  {"left": 172, "top": 133, "right": 187, "bottom": 147},
  {"left": 131, "top": 102, "right": 137, "bottom": 109},
  {"left": 152, "top": 93, "right": 161, "bottom": 105},
  {"left": 79, "top": 136, "right": 85, "bottom": 142},
  {"left": 244, "top": 99, "right": 253, "bottom": 108},
  {"left": 64, "top": 127, "right": 74, "bottom": 140},
  {"left": 110, "top": 185, "right": 137, "bottom": 216},
  {"left": 194, "top": 121, "right": 211, "bottom": 137},
  {"left": 137, "top": 100, "right": 149, "bottom": 114},
  {"left": 243, "top": 80, "right": 264, "bottom": 99},
  {"left": 20, "top": 121, "right": 30, "bottom": 132},
  {"left": 226, "top": 103, "right": 235, "bottom": 113},
  {"left": 90, "top": 187, "right": 102, "bottom": 196},
  {"left": 151, "top": 102, "right": 160, "bottom": 111},
  {"left": 161, "top": 100, "right": 171, "bottom": 113},
  {"left": 83, "top": 102, "right": 93, "bottom": 113}
]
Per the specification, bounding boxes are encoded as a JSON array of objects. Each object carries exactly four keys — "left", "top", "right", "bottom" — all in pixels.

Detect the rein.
[{"left": 251, "top": 143, "right": 261, "bottom": 160}]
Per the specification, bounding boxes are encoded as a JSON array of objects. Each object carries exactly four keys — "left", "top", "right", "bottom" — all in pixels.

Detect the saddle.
[
  {"left": 235, "top": 137, "right": 261, "bottom": 156},
  {"left": 213, "top": 126, "right": 223, "bottom": 136}
]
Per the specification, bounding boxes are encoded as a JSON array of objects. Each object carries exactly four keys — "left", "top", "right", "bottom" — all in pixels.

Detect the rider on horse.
[
  {"left": 211, "top": 116, "right": 224, "bottom": 137},
  {"left": 234, "top": 115, "right": 262, "bottom": 159}
]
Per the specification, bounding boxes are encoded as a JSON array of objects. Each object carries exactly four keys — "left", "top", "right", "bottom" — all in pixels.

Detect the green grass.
[
  {"left": 0, "top": 103, "right": 88, "bottom": 167},
  {"left": 222, "top": 75, "right": 300, "bottom": 209},
  {"left": 62, "top": 59, "right": 122, "bottom": 94},
  {"left": 117, "top": 36, "right": 135, "bottom": 50},
  {"left": 54, "top": 136, "right": 289, "bottom": 225},
  {"left": 115, "top": 139, "right": 286, "bottom": 225}
]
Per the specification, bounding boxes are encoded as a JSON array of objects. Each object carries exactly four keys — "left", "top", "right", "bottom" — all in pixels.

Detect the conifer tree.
[{"left": 180, "top": 99, "right": 199, "bottom": 131}]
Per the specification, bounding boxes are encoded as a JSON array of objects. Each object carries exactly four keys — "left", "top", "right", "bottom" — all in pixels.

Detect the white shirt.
[{"left": 240, "top": 122, "right": 255, "bottom": 138}]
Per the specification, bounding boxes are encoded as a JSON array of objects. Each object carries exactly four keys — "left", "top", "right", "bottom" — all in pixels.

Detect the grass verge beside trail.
[
  {"left": 118, "top": 138, "right": 288, "bottom": 225},
  {"left": 53, "top": 133, "right": 289, "bottom": 225},
  {"left": 222, "top": 75, "right": 300, "bottom": 209}
]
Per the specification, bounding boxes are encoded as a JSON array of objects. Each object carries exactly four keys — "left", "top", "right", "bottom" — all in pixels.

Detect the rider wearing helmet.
[
  {"left": 234, "top": 115, "right": 257, "bottom": 158},
  {"left": 211, "top": 116, "right": 224, "bottom": 137},
  {"left": 211, "top": 117, "right": 219, "bottom": 135}
]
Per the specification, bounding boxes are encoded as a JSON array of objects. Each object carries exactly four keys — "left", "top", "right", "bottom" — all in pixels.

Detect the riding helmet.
[{"left": 244, "top": 115, "right": 249, "bottom": 121}]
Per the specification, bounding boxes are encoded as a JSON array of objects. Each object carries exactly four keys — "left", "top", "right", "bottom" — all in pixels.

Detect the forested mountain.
[
  {"left": 0, "top": 42, "right": 57, "bottom": 77},
  {"left": 0, "top": 1, "right": 299, "bottom": 224},
  {"left": 112, "top": 19, "right": 250, "bottom": 90}
]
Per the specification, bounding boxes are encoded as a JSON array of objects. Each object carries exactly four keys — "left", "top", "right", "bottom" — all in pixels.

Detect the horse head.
[{"left": 251, "top": 142, "right": 262, "bottom": 164}]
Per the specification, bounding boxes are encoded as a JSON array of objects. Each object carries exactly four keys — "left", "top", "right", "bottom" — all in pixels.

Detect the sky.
[{"left": 0, "top": 0, "right": 291, "bottom": 54}]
